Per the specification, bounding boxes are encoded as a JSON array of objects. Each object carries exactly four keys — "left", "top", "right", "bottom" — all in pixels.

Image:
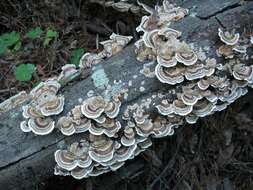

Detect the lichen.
[{"left": 91, "top": 65, "right": 110, "bottom": 90}]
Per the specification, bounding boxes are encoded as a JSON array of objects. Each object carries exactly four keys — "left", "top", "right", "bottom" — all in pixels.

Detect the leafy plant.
[
  {"left": 25, "top": 27, "right": 43, "bottom": 39},
  {"left": 69, "top": 48, "right": 85, "bottom": 66},
  {"left": 14, "top": 63, "right": 36, "bottom": 82},
  {"left": 0, "top": 31, "right": 20, "bottom": 55},
  {"left": 43, "top": 28, "right": 58, "bottom": 47}
]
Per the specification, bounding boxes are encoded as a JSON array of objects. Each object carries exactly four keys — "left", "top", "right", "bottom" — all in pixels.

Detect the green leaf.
[
  {"left": 43, "top": 28, "right": 58, "bottom": 47},
  {"left": 14, "top": 63, "right": 36, "bottom": 82},
  {"left": 46, "top": 29, "right": 58, "bottom": 38},
  {"left": 12, "top": 41, "right": 22, "bottom": 52},
  {"left": 0, "top": 31, "right": 20, "bottom": 46},
  {"left": 0, "top": 31, "right": 20, "bottom": 55},
  {"left": 0, "top": 43, "right": 7, "bottom": 55},
  {"left": 69, "top": 48, "right": 85, "bottom": 66},
  {"left": 25, "top": 27, "right": 43, "bottom": 39}
]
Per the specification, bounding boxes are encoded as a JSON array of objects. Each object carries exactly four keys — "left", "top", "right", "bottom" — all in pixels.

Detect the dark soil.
[
  {"left": 1, "top": 1, "right": 253, "bottom": 190},
  {"left": 0, "top": 0, "right": 140, "bottom": 101}
]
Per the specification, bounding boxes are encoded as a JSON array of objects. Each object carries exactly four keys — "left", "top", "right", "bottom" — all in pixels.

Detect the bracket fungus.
[
  {"left": 89, "top": 0, "right": 142, "bottom": 14},
  {"left": 79, "top": 33, "right": 132, "bottom": 69},
  {"left": 135, "top": 0, "right": 253, "bottom": 134},
  {"left": 20, "top": 80, "right": 64, "bottom": 135},
  {"left": 0, "top": 91, "right": 30, "bottom": 113},
  {"left": 218, "top": 28, "right": 240, "bottom": 46}
]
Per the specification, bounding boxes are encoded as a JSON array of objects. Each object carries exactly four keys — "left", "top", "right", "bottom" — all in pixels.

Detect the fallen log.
[{"left": 0, "top": 0, "right": 253, "bottom": 189}]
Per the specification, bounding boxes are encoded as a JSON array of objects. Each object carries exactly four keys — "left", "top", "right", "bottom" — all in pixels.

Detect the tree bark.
[{"left": 0, "top": 0, "right": 253, "bottom": 189}]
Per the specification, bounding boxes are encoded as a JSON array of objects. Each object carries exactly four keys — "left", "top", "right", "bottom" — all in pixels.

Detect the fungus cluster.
[
  {"left": 89, "top": 0, "right": 142, "bottom": 14},
  {"left": 0, "top": 91, "right": 30, "bottom": 114},
  {"left": 56, "top": 95, "right": 121, "bottom": 136},
  {"left": 79, "top": 33, "right": 132, "bottom": 69},
  {"left": 217, "top": 28, "right": 248, "bottom": 58},
  {"left": 135, "top": 0, "right": 253, "bottom": 127},
  {"left": 18, "top": 33, "right": 132, "bottom": 135},
  {"left": 135, "top": 1, "right": 217, "bottom": 86},
  {"left": 54, "top": 94, "right": 153, "bottom": 179},
  {"left": 20, "top": 80, "right": 64, "bottom": 135},
  {"left": 54, "top": 134, "right": 152, "bottom": 179}
]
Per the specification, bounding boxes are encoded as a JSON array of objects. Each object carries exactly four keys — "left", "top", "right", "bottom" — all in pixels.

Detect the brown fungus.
[
  {"left": 218, "top": 28, "right": 240, "bottom": 46},
  {"left": 81, "top": 96, "right": 106, "bottom": 119},
  {"left": 54, "top": 140, "right": 92, "bottom": 171}
]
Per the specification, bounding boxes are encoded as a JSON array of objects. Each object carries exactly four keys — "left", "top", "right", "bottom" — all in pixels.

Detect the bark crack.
[
  {"left": 196, "top": 3, "right": 241, "bottom": 20},
  {"left": 0, "top": 137, "right": 65, "bottom": 171}
]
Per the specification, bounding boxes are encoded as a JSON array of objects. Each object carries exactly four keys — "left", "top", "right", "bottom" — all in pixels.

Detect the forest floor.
[{"left": 0, "top": 1, "right": 253, "bottom": 190}]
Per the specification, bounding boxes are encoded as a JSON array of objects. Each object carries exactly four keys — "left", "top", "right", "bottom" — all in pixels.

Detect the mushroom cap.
[
  {"left": 152, "top": 117, "right": 175, "bottom": 137},
  {"left": 232, "top": 45, "right": 247, "bottom": 54},
  {"left": 100, "top": 33, "right": 133, "bottom": 57},
  {"left": 137, "top": 138, "right": 152, "bottom": 149},
  {"left": 57, "top": 116, "right": 75, "bottom": 136},
  {"left": 28, "top": 117, "right": 55, "bottom": 135},
  {"left": 192, "top": 99, "right": 216, "bottom": 117},
  {"left": 88, "top": 165, "right": 111, "bottom": 176},
  {"left": 74, "top": 118, "right": 91, "bottom": 133},
  {"left": 104, "top": 100, "right": 121, "bottom": 119},
  {"left": 79, "top": 52, "right": 105, "bottom": 68},
  {"left": 114, "top": 144, "right": 137, "bottom": 162},
  {"left": 218, "top": 28, "right": 240, "bottom": 46},
  {"left": 30, "top": 80, "right": 61, "bottom": 97},
  {"left": 58, "top": 64, "right": 78, "bottom": 82},
  {"left": 156, "top": 100, "right": 174, "bottom": 115},
  {"left": 172, "top": 99, "right": 193, "bottom": 116},
  {"left": 71, "top": 105, "right": 83, "bottom": 120},
  {"left": 133, "top": 107, "right": 146, "bottom": 125},
  {"left": 162, "top": 1, "right": 189, "bottom": 20},
  {"left": 158, "top": 28, "right": 182, "bottom": 39},
  {"left": 184, "top": 63, "right": 205, "bottom": 80},
  {"left": 20, "top": 120, "right": 31, "bottom": 132},
  {"left": 111, "top": 1, "right": 132, "bottom": 12},
  {"left": 185, "top": 114, "right": 199, "bottom": 124},
  {"left": 71, "top": 165, "right": 94, "bottom": 179},
  {"left": 136, "top": 16, "right": 152, "bottom": 32},
  {"left": 175, "top": 43, "right": 198, "bottom": 66},
  {"left": 143, "top": 29, "right": 159, "bottom": 49},
  {"left": 89, "top": 135, "right": 115, "bottom": 163},
  {"left": 136, "top": 119, "right": 154, "bottom": 137},
  {"left": 54, "top": 150, "right": 92, "bottom": 171},
  {"left": 93, "top": 115, "right": 106, "bottom": 124},
  {"left": 157, "top": 55, "right": 178, "bottom": 68},
  {"left": 219, "top": 86, "right": 248, "bottom": 103},
  {"left": 216, "top": 45, "right": 234, "bottom": 58},
  {"left": 0, "top": 91, "right": 29, "bottom": 114},
  {"left": 155, "top": 64, "right": 185, "bottom": 85},
  {"left": 110, "top": 33, "right": 133, "bottom": 47},
  {"left": 197, "top": 79, "right": 210, "bottom": 90},
  {"left": 181, "top": 90, "right": 202, "bottom": 106},
  {"left": 232, "top": 64, "right": 253, "bottom": 82},
  {"left": 121, "top": 127, "right": 136, "bottom": 146},
  {"left": 201, "top": 90, "right": 218, "bottom": 103},
  {"left": 214, "top": 102, "right": 229, "bottom": 112},
  {"left": 22, "top": 105, "right": 43, "bottom": 119},
  {"left": 40, "top": 96, "right": 65, "bottom": 116},
  {"left": 135, "top": 39, "right": 155, "bottom": 62},
  {"left": 109, "top": 161, "right": 125, "bottom": 171},
  {"left": 81, "top": 96, "right": 106, "bottom": 119},
  {"left": 90, "top": 120, "right": 121, "bottom": 137}
]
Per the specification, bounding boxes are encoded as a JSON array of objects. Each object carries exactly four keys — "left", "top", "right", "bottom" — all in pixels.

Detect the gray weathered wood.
[{"left": 0, "top": 0, "right": 253, "bottom": 189}]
